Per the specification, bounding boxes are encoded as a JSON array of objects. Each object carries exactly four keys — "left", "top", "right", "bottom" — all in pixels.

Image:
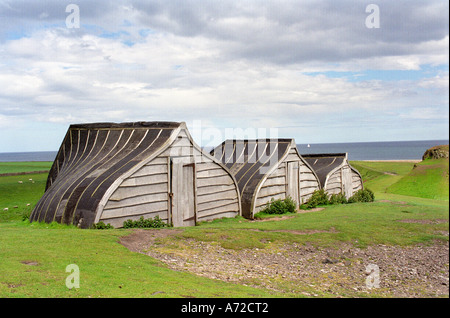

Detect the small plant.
[
  {"left": 283, "top": 196, "right": 297, "bottom": 213},
  {"left": 348, "top": 188, "right": 375, "bottom": 203},
  {"left": 22, "top": 209, "right": 32, "bottom": 221},
  {"left": 259, "top": 197, "right": 297, "bottom": 215},
  {"left": 91, "top": 221, "right": 114, "bottom": 229},
  {"left": 329, "top": 193, "right": 348, "bottom": 205},
  {"left": 123, "top": 216, "right": 167, "bottom": 229},
  {"left": 305, "top": 189, "right": 329, "bottom": 209}
]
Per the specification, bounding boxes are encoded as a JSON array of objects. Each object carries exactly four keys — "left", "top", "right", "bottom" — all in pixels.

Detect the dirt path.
[{"left": 120, "top": 229, "right": 449, "bottom": 298}]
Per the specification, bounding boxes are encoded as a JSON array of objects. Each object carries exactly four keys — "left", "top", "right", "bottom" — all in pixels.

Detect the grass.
[
  {"left": 0, "top": 159, "right": 448, "bottom": 298},
  {"left": 0, "top": 222, "right": 281, "bottom": 297},
  {"left": 387, "top": 158, "right": 449, "bottom": 201},
  {"left": 178, "top": 201, "right": 448, "bottom": 250},
  {"left": 0, "top": 173, "right": 48, "bottom": 223},
  {"left": 0, "top": 169, "right": 281, "bottom": 298},
  {"left": 0, "top": 161, "right": 52, "bottom": 175}
]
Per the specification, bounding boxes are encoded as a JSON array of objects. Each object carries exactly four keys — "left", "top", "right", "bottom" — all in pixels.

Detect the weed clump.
[
  {"left": 302, "top": 188, "right": 375, "bottom": 209},
  {"left": 348, "top": 188, "right": 375, "bottom": 203},
  {"left": 259, "top": 196, "right": 297, "bottom": 215},
  {"left": 123, "top": 216, "right": 167, "bottom": 229},
  {"left": 329, "top": 193, "right": 348, "bottom": 205},
  {"left": 91, "top": 221, "right": 114, "bottom": 229},
  {"left": 304, "top": 189, "right": 329, "bottom": 209}
]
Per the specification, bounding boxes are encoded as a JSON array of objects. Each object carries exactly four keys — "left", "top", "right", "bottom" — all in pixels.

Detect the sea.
[{"left": 0, "top": 139, "right": 448, "bottom": 162}]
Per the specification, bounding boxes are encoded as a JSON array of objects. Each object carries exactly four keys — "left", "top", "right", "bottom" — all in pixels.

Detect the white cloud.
[{"left": 0, "top": 0, "right": 448, "bottom": 151}]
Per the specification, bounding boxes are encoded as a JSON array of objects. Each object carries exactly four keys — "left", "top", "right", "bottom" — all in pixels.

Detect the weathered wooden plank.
[
  {"left": 265, "top": 167, "right": 286, "bottom": 179},
  {"left": 110, "top": 182, "right": 167, "bottom": 201},
  {"left": 131, "top": 164, "right": 168, "bottom": 178},
  {"left": 198, "top": 211, "right": 238, "bottom": 222},
  {"left": 197, "top": 188, "right": 238, "bottom": 205},
  {"left": 196, "top": 184, "right": 237, "bottom": 196},
  {"left": 172, "top": 136, "right": 192, "bottom": 147},
  {"left": 300, "top": 180, "right": 320, "bottom": 188},
  {"left": 196, "top": 168, "right": 228, "bottom": 179},
  {"left": 144, "top": 157, "right": 168, "bottom": 165},
  {"left": 325, "top": 186, "right": 342, "bottom": 195},
  {"left": 301, "top": 182, "right": 319, "bottom": 188},
  {"left": 197, "top": 198, "right": 239, "bottom": 212},
  {"left": 104, "top": 192, "right": 168, "bottom": 210},
  {"left": 300, "top": 165, "right": 315, "bottom": 173},
  {"left": 329, "top": 169, "right": 341, "bottom": 178},
  {"left": 195, "top": 162, "right": 222, "bottom": 172},
  {"left": 255, "top": 192, "right": 286, "bottom": 209},
  {"left": 100, "top": 210, "right": 168, "bottom": 228},
  {"left": 159, "top": 145, "right": 191, "bottom": 157},
  {"left": 260, "top": 176, "right": 285, "bottom": 187},
  {"left": 197, "top": 202, "right": 239, "bottom": 218},
  {"left": 101, "top": 200, "right": 168, "bottom": 219},
  {"left": 300, "top": 173, "right": 319, "bottom": 181},
  {"left": 121, "top": 173, "right": 168, "bottom": 187},
  {"left": 285, "top": 153, "right": 300, "bottom": 162},
  {"left": 196, "top": 175, "right": 234, "bottom": 188},
  {"left": 257, "top": 184, "right": 286, "bottom": 199}
]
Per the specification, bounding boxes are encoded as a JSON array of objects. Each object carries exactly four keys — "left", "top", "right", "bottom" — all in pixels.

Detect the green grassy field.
[
  {"left": 0, "top": 162, "right": 52, "bottom": 175},
  {"left": 387, "top": 159, "right": 449, "bottom": 201},
  {"left": 0, "top": 159, "right": 448, "bottom": 298}
]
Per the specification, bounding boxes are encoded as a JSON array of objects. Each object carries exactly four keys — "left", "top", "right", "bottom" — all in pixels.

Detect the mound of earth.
[{"left": 422, "top": 145, "right": 449, "bottom": 160}]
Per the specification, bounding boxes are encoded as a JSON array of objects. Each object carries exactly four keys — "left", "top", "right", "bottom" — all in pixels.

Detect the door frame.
[
  {"left": 170, "top": 156, "right": 198, "bottom": 227},
  {"left": 286, "top": 161, "right": 300, "bottom": 205}
]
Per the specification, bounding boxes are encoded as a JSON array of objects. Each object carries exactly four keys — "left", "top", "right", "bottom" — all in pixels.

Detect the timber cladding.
[
  {"left": 211, "top": 139, "right": 320, "bottom": 218},
  {"left": 302, "top": 153, "right": 363, "bottom": 198},
  {"left": 30, "top": 122, "right": 241, "bottom": 228}
]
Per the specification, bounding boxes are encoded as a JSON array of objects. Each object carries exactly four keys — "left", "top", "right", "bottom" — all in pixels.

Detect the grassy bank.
[
  {"left": 387, "top": 158, "right": 449, "bottom": 201},
  {"left": 0, "top": 162, "right": 52, "bottom": 175},
  {"left": 0, "top": 159, "right": 448, "bottom": 298}
]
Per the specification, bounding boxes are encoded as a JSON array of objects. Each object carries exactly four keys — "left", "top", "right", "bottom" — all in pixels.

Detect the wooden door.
[
  {"left": 342, "top": 166, "right": 353, "bottom": 199},
  {"left": 286, "top": 161, "right": 300, "bottom": 205},
  {"left": 171, "top": 157, "right": 197, "bottom": 227}
]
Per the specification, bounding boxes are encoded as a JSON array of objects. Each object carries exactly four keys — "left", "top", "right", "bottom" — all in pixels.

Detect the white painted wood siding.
[
  {"left": 254, "top": 145, "right": 320, "bottom": 212},
  {"left": 99, "top": 128, "right": 240, "bottom": 227}
]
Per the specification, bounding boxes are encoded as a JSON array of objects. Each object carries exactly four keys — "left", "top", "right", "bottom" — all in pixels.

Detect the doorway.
[
  {"left": 286, "top": 161, "right": 300, "bottom": 205},
  {"left": 171, "top": 157, "right": 197, "bottom": 227}
]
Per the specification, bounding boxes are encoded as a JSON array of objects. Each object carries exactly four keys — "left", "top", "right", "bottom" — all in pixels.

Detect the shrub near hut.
[
  {"left": 302, "top": 188, "right": 375, "bottom": 209},
  {"left": 257, "top": 197, "right": 297, "bottom": 216}
]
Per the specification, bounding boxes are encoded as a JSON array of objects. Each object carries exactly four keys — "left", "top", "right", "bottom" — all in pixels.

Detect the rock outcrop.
[{"left": 422, "top": 145, "right": 449, "bottom": 160}]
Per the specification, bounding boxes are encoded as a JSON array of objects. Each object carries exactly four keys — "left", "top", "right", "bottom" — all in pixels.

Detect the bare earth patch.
[
  {"left": 397, "top": 219, "right": 448, "bottom": 224},
  {"left": 120, "top": 229, "right": 449, "bottom": 298}
]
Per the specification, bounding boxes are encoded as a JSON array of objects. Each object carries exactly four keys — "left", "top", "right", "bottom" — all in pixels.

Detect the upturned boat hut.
[
  {"left": 211, "top": 139, "right": 320, "bottom": 218},
  {"left": 302, "top": 153, "right": 363, "bottom": 198},
  {"left": 30, "top": 122, "right": 241, "bottom": 228}
]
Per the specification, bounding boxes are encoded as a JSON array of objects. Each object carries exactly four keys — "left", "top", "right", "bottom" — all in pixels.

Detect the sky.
[{"left": 0, "top": 0, "right": 448, "bottom": 152}]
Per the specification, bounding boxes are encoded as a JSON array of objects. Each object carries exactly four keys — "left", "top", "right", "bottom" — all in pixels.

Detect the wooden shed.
[
  {"left": 302, "top": 153, "right": 363, "bottom": 198},
  {"left": 30, "top": 122, "right": 241, "bottom": 228},
  {"left": 211, "top": 139, "right": 320, "bottom": 219}
]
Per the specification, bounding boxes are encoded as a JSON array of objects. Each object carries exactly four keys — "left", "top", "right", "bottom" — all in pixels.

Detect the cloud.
[
  {"left": 129, "top": 0, "right": 449, "bottom": 66},
  {"left": 0, "top": 0, "right": 448, "bottom": 151}
]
